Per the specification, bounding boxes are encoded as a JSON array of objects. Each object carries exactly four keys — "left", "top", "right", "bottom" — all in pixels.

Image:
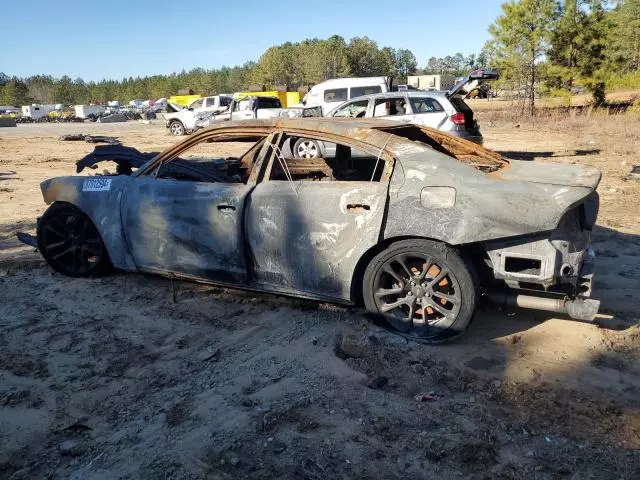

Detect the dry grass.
[
  {"left": 468, "top": 88, "right": 640, "bottom": 112},
  {"left": 482, "top": 109, "right": 640, "bottom": 157}
]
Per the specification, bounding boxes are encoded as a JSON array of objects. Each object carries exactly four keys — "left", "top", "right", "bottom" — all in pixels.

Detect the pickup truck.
[
  {"left": 164, "top": 95, "right": 232, "bottom": 135},
  {"left": 195, "top": 96, "right": 321, "bottom": 130}
]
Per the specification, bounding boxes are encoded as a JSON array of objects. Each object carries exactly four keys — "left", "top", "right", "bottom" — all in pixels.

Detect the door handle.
[
  {"left": 217, "top": 204, "right": 236, "bottom": 211},
  {"left": 346, "top": 203, "right": 370, "bottom": 212}
]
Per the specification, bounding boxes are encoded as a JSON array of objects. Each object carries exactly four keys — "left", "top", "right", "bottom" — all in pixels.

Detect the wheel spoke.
[
  {"left": 424, "top": 299, "right": 453, "bottom": 319},
  {"left": 380, "top": 296, "right": 408, "bottom": 313},
  {"left": 394, "top": 256, "right": 413, "bottom": 279},
  {"left": 46, "top": 223, "right": 64, "bottom": 237},
  {"left": 383, "top": 265, "right": 404, "bottom": 285},
  {"left": 428, "top": 269, "right": 449, "bottom": 287},
  {"left": 51, "top": 245, "right": 74, "bottom": 261},
  {"left": 431, "top": 290, "right": 460, "bottom": 304},
  {"left": 419, "top": 304, "right": 428, "bottom": 326},
  {"left": 45, "top": 239, "right": 68, "bottom": 252},
  {"left": 406, "top": 300, "right": 416, "bottom": 323},
  {"left": 417, "top": 257, "right": 433, "bottom": 281},
  {"left": 375, "top": 286, "right": 403, "bottom": 298}
]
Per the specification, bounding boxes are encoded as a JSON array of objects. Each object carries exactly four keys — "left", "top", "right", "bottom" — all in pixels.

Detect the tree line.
[
  {"left": 485, "top": 0, "right": 640, "bottom": 113},
  {"left": 1, "top": 0, "right": 638, "bottom": 112},
  {"left": 0, "top": 36, "right": 420, "bottom": 107}
]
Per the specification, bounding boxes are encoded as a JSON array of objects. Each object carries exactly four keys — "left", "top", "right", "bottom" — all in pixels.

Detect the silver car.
[{"left": 292, "top": 69, "right": 498, "bottom": 159}]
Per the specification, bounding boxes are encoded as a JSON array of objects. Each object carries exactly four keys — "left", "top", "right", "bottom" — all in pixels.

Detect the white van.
[{"left": 302, "top": 77, "right": 389, "bottom": 115}]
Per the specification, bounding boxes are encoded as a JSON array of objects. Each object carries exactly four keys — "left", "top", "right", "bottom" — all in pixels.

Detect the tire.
[
  {"left": 293, "top": 138, "right": 321, "bottom": 158},
  {"left": 362, "top": 239, "right": 477, "bottom": 342},
  {"left": 169, "top": 120, "right": 185, "bottom": 136},
  {"left": 37, "top": 202, "right": 110, "bottom": 278}
]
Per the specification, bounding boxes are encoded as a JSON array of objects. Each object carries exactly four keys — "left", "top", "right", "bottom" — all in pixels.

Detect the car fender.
[{"left": 40, "top": 176, "right": 136, "bottom": 270}]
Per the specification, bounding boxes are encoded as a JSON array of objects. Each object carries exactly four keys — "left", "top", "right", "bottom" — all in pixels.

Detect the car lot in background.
[
  {"left": 291, "top": 69, "right": 499, "bottom": 158},
  {"left": 291, "top": 91, "right": 482, "bottom": 158}
]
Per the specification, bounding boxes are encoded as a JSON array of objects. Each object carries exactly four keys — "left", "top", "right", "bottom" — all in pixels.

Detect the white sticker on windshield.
[{"left": 82, "top": 178, "right": 112, "bottom": 192}]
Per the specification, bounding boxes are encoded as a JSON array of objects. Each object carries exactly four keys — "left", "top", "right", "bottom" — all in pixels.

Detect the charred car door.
[
  {"left": 245, "top": 131, "right": 392, "bottom": 301},
  {"left": 121, "top": 136, "right": 269, "bottom": 284}
]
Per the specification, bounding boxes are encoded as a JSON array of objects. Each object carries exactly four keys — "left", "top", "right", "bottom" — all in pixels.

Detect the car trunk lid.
[
  {"left": 495, "top": 160, "right": 602, "bottom": 190},
  {"left": 446, "top": 69, "right": 500, "bottom": 98}
]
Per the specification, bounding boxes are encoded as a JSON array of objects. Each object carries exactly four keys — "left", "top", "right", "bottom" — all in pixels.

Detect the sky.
[{"left": 1, "top": 0, "right": 505, "bottom": 81}]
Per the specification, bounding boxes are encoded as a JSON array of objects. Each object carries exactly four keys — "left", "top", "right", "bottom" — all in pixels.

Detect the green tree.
[
  {"left": 255, "top": 43, "right": 298, "bottom": 89},
  {"left": 609, "top": 0, "right": 640, "bottom": 72},
  {"left": 1, "top": 77, "right": 30, "bottom": 106},
  {"left": 53, "top": 75, "right": 75, "bottom": 104},
  {"left": 347, "top": 37, "right": 393, "bottom": 77},
  {"left": 392, "top": 48, "right": 418, "bottom": 82},
  {"left": 322, "top": 35, "right": 351, "bottom": 80},
  {"left": 486, "top": 0, "right": 557, "bottom": 115},
  {"left": 580, "top": 0, "right": 610, "bottom": 105}
]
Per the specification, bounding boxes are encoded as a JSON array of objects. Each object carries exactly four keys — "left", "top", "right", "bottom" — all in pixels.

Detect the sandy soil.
[{"left": 0, "top": 118, "right": 639, "bottom": 479}]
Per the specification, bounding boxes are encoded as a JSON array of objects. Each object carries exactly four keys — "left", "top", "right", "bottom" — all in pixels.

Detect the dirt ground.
[{"left": 0, "top": 117, "right": 639, "bottom": 479}]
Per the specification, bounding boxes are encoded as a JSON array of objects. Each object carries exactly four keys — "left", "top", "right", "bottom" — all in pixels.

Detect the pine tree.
[
  {"left": 486, "top": 0, "right": 557, "bottom": 115},
  {"left": 609, "top": 0, "right": 640, "bottom": 72}
]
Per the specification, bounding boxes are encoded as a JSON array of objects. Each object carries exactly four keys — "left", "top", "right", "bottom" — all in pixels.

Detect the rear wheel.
[
  {"left": 169, "top": 120, "right": 185, "bottom": 136},
  {"left": 37, "top": 203, "right": 110, "bottom": 277},
  {"left": 293, "top": 138, "right": 321, "bottom": 158},
  {"left": 362, "top": 239, "right": 477, "bottom": 342}
]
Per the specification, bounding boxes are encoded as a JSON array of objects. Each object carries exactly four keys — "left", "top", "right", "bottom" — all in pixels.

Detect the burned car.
[{"left": 23, "top": 118, "right": 601, "bottom": 341}]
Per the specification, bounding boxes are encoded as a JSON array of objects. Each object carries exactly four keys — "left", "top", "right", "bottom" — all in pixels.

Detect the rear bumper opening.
[{"left": 486, "top": 248, "right": 599, "bottom": 321}]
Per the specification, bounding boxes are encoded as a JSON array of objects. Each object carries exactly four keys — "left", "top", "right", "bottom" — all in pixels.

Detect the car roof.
[
  {"left": 148, "top": 117, "right": 508, "bottom": 175},
  {"left": 347, "top": 91, "right": 448, "bottom": 102},
  {"left": 199, "top": 117, "right": 406, "bottom": 134},
  {"left": 311, "top": 77, "right": 388, "bottom": 88}
]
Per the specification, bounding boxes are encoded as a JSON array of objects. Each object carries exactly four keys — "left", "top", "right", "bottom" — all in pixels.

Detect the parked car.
[
  {"left": 301, "top": 76, "right": 390, "bottom": 115},
  {"left": 195, "top": 96, "right": 322, "bottom": 130},
  {"left": 292, "top": 69, "right": 499, "bottom": 158},
  {"left": 164, "top": 95, "right": 232, "bottom": 135},
  {"left": 20, "top": 118, "right": 601, "bottom": 342}
]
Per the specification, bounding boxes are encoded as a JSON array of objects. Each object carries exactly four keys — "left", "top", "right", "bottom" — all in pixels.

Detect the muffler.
[{"left": 487, "top": 292, "right": 600, "bottom": 322}]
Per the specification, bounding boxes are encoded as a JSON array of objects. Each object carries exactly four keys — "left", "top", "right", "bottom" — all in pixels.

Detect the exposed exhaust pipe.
[{"left": 487, "top": 292, "right": 600, "bottom": 322}]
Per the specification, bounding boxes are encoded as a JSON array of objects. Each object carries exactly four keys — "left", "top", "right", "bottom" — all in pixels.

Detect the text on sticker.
[{"left": 83, "top": 178, "right": 112, "bottom": 192}]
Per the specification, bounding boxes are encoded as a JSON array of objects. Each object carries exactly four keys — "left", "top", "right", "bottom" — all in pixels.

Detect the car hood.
[{"left": 494, "top": 161, "right": 601, "bottom": 189}]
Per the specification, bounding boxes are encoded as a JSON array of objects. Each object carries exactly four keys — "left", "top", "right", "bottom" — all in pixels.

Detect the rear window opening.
[
  {"left": 504, "top": 257, "right": 542, "bottom": 276},
  {"left": 379, "top": 125, "right": 508, "bottom": 173}
]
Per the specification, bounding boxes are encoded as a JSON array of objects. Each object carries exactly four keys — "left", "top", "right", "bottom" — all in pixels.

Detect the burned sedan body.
[{"left": 27, "top": 118, "right": 601, "bottom": 341}]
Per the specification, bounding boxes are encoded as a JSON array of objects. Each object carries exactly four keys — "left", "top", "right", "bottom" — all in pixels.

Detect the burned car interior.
[
  {"left": 271, "top": 135, "right": 386, "bottom": 182},
  {"left": 153, "top": 137, "right": 267, "bottom": 184}
]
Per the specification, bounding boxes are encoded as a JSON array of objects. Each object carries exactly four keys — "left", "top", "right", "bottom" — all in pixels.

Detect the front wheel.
[
  {"left": 37, "top": 203, "right": 110, "bottom": 278},
  {"left": 168, "top": 120, "right": 185, "bottom": 136},
  {"left": 362, "top": 239, "right": 477, "bottom": 342},
  {"left": 293, "top": 138, "right": 321, "bottom": 158}
]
